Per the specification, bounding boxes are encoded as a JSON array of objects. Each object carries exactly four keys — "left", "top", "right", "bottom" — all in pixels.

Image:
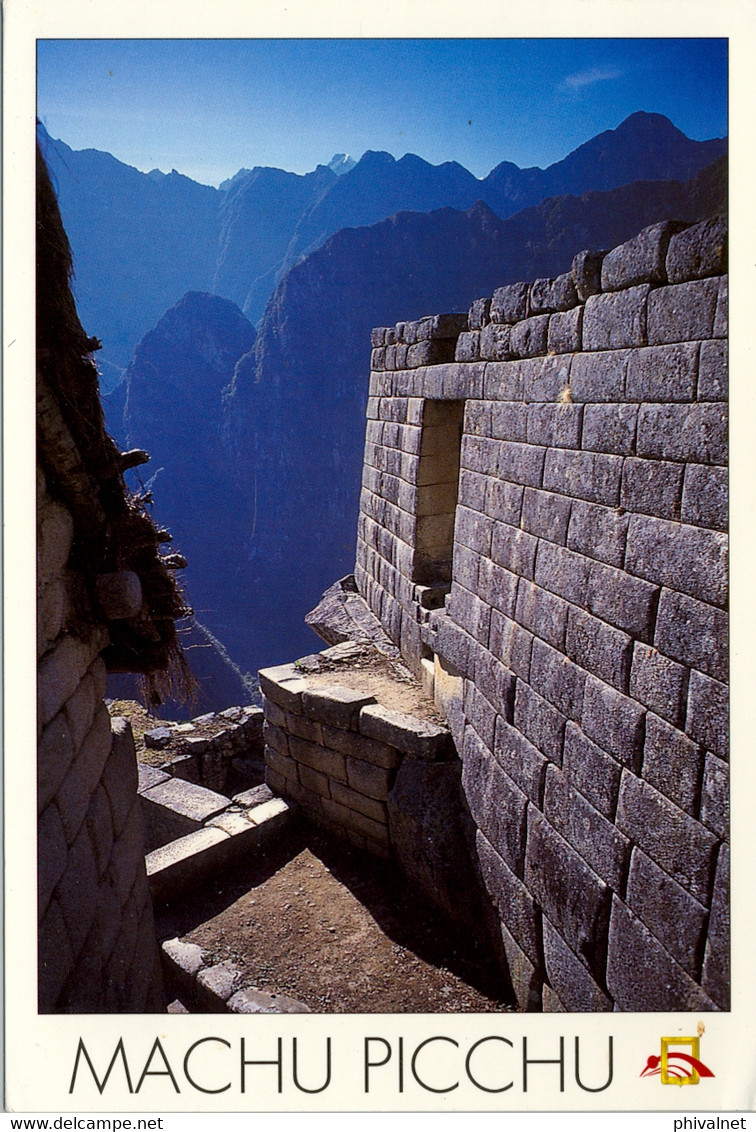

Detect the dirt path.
[{"left": 156, "top": 826, "right": 511, "bottom": 1013}]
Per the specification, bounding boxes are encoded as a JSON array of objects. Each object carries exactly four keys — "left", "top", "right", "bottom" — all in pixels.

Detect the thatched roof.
[{"left": 37, "top": 138, "right": 194, "bottom": 703}]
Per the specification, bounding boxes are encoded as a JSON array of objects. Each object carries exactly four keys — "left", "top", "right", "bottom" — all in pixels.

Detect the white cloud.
[{"left": 560, "top": 65, "right": 624, "bottom": 91}]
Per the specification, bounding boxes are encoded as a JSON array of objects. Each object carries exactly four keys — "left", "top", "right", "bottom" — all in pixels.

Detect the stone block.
[
  {"left": 581, "top": 676, "right": 644, "bottom": 770},
  {"left": 510, "top": 314, "right": 549, "bottom": 358},
  {"left": 513, "top": 682, "right": 566, "bottom": 764},
  {"left": 515, "top": 580, "right": 569, "bottom": 651},
  {"left": 473, "top": 646, "right": 516, "bottom": 719},
  {"left": 479, "top": 323, "right": 512, "bottom": 361},
  {"left": 606, "top": 898, "right": 716, "bottom": 1011},
  {"left": 626, "top": 342, "right": 698, "bottom": 402},
  {"left": 346, "top": 755, "right": 393, "bottom": 800},
  {"left": 601, "top": 221, "right": 687, "bottom": 291},
  {"left": 700, "top": 753, "right": 728, "bottom": 839},
  {"left": 476, "top": 830, "right": 541, "bottom": 962},
  {"left": 146, "top": 827, "right": 230, "bottom": 903},
  {"left": 544, "top": 764, "right": 630, "bottom": 889},
  {"left": 616, "top": 772, "right": 718, "bottom": 903},
  {"left": 519, "top": 354, "right": 572, "bottom": 403},
  {"left": 543, "top": 447, "right": 623, "bottom": 507},
  {"left": 489, "top": 400, "right": 527, "bottom": 442},
  {"left": 196, "top": 960, "right": 243, "bottom": 1010},
  {"left": 625, "top": 514, "right": 728, "bottom": 609},
  {"left": 489, "top": 611, "right": 533, "bottom": 681},
  {"left": 548, "top": 306, "right": 583, "bottom": 354},
  {"left": 571, "top": 248, "right": 606, "bottom": 300},
  {"left": 528, "top": 639, "right": 587, "bottom": 722},
  {"left": 498, "top": 440, "right": 547, "bottom": 489},
  {"left": 686, "top": 670, "right": 728, "bottom": 760},
  {"left": 463, "top": 681, "right": 497, "bottom": 749},
  {"left": 491, "top": 281, "right": 529, "bottom": 324},
  {"left": 469, "top": 297, "right": 492, "bottom": 329},
  {"left": 680, "top": 464, "right": 727, "bottom": 532},
  {"left": 288, "top": 735, "right": 347, "bottom": 782},
  {"left": 455, "top": 331, "right": 481, "bottom": 362},
  {"left": 330, "top": 780, "right": 386, "bottom": 822},
  {"left": 702, "top": 844, "right": 729, "bottom": 1009},
  {"left": 483, "top": 359, "right": 523, "bottom": 401},
  {"left": 371, "top": 327, "right": 387, "bottom": 347},
  {"left": 494, "top": 718, "right": 548, "bottom": 804},
  {"left": 698, "top": 339, "right": 728, "bottom": 400},
  {"left": 321, "top": 724, "right": 401, "bottom": 769},
  {"left": 142, "top": 776, "right": 229, "bottom": 827},
  {"left": 491, "top": 523, "right": 537, "bottom": 579},
  {"left": 581, "top": 404, "right": 638, "bottom": 456},
  {"left": 259, "top": 665, "right": 309, "bottom": 711},
  {"left": 434, "top": 613, "right": 473, "bottom": 677},
  {"left": 485, "top": 479, "right": 525, "bottom": 526},
  {"left": 454, "top": 506, "right": 493, "bottom": 557},
  {"left": 358, "top": 703, "right": 454, "bottom": 760},
  {"left": 428, "top": 312, "right": 468, "bottom": 340},
  {"left": 520, "top": 487, "right": 572, "bottom": 546},
  {"left": 460, "top": 434, "right": 500, "bottom": 476},
  {"left": 38, "top": 633, "right": 100, "bottom": 729},
  {"left": 646, "top": 277, "right": 720, "bottom": 345},
  {"left": 38, "top": 710, "right": 75, "bottom": 814},
  {"left": 530, "top": 272, "right": 577, "bottom": 314},
  {"left": 499, "top": 922, "right": 543, "bottom": 1011},
  {"left": 542, "top": 986, "right": 566, "bottom": 1012},
  {"left": 525, "top": 810, "right": 610, "bottom": 979},
  {"left": 162, "top": 937, "right": 207, "bottom": 989},
  {"left": 542, "top": 918, "right": 612, "bottom": 1012},
  {"left": 58, "top": 706, "right": 114, "bottom": 845},
  {"left": 228, "top": 987, "right": 311, "bottom": 1014},
  {"left": 586, "top": 558, "right": 659, "bottom": 642},
  {"left": 654, "top": 589, "right": 728, "bottom": 683},
  {"left": 448, "top": 584, "right": 490, "bottom": 645},
  {"left": 62, "top": 673, "right": 97, "bottom": 752},
  {"left": 629, "top": 643, "right": 688, "bottom": 728},
  {"left": 301, "top": 685, "right": 377, "bottom": 729},
  {"left": 626, "top": 848, "right": 708, "bottom": 978},
  {"left": 320, "top": 796, "right": 390, "bottom": 847},
  {"left": 666, "top": 215, "right": 727, "bottom": 284},
  {"left": 620, "top": 457, "right": 684, "bottom": 521},
  {"left": 565, "top": 607, "right": 633, "bottom": 691},
  {"left": 264, "top": 720, "right": 290, "bottom": 757},
  {"left": 37, "top": 578, "right": 68, "bottom": 655},
  {"left": 562, "top": 723, "right": 621, "bottom": 819},
  {"left": 533, "top": 541, "right": 592, "bottom": 606},
  {"left": 583, "top": 286, "right": 650, "bottom": 350},
  {"left": 38, "top": 801, "right": 68, "bottom": 916},
  {"left": 462, "top": 729, "right": 528, "bottom": 874},
  {"left": 567, "top": 499, "right": 629, "bottom": 568},
  {"left": 407, "top": 340, "right": 456, "bottom": 368},
  {"left": 642, "top": 712, "right": 704, "bottom": 815},
  {"left": 526, "top": 403, "right": 583, "bottom": 450},
  {"left": 37, "top": 497, "right": 74, "bottom": 581},
  {"left": 476, "top": 559, "right": 518, "bottom": 618},
  {"left": 297, "top": 763, "right": 331, "bottom": 798},
  {"left": 86, "top": 783, "right": 114, "bottom": 877}
]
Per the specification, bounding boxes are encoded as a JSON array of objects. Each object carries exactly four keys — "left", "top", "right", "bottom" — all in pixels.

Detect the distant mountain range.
[
  {"left": 39, "top": 113, "right": 726, "bottom": 377},
  {"left": 109, "top": 141, "right": 726, "bottom": 711}
]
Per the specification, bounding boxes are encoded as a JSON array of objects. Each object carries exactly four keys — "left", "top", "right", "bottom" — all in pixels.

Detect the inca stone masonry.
[{"left": 39, "top": 207, "right": 728, "bottom": 1013}]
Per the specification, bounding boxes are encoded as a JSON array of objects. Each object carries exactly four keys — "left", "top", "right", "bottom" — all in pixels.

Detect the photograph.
[{"left": 4, "top": 0, "right": 753, "bottom": 1115}]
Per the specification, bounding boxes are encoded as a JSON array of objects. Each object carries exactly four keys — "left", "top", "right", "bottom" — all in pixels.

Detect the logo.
[{"left": 640, "top": 1033, "right": 715, "bottom": 1087}]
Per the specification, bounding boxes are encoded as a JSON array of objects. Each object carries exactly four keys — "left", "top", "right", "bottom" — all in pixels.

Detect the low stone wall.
[
  {"left": 141, "top": 704, "right": 264, "bottom": 793},
  {"left": 259, "top": 656, "right": 453, "bottom": 859},
  {"left": 353, "top": 215, "right": 728, "bottom": 1011}
]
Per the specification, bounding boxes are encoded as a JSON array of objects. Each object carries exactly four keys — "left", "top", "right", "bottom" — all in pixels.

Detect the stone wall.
[
  {"left": 38, "top": 471, "right": 164, "bottom": 1012},
  {"left": 354, "top": 216, "right": 728, "bottom": 1011}
]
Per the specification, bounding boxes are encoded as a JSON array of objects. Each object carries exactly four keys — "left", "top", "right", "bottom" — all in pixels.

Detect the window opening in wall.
[{"left": 412, "top": 399, "right": 465, "bottom": 597}]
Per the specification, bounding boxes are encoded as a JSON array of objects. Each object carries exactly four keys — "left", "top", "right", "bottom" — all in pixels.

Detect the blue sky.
[{"left": 37, "top": 38, "right": 727, "bottom": 186}]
